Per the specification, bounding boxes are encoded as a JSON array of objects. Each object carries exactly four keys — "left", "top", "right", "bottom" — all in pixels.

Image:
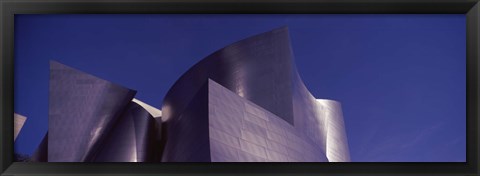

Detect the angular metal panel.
[
  {"left": 48, "top": 61, "right": 136, "bottom": 162},
  {"left": 208, "top": 79, "right": 329, "bottom": 162},
  {"left": 13, "top": 113, "right": 27, "bottom": 141},
  {"left": 43, "top": 27, "right": 350, "bottom": 163},
  {"left": 162, "top": 27, "right": 350, "bottom": 162},
  {"left": 93, "top": 102, "right": 158, "bottom": 162},
  {"left": 162, "top": 26, "right": 295, "bottom": 125}
]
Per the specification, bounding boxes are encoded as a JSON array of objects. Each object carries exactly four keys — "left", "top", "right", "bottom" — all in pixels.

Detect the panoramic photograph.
[{"left": 13, "top": 14, "right": 465, "bottom": 162}]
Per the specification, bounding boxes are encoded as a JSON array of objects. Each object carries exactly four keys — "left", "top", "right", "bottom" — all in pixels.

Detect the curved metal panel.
[
  {"left": 162, "top": 27, "right": 350, "bottom": 162},
  {"left": 48, "top": 61, "right": 136, "bottom": 162},
  {"left": 132, "top": 98, "right": 162, "bottom": 118},
  {"left": 162, "top": 27, "right": 295, "bottom": 124},
  {"left": 93, "top": 102, "right": 158, "bottom": 162},
  {"left": 316, "top": 99, "right": 351, "bottom": 162},
  {"left": 161, "top": 83, "right": 211, "bottom": 162},
  {"left": 43, "top": 27, "right": 350, "bottom": 162},
  {"left": 291, "top": 66, "right": 328, "bottom": 155}
]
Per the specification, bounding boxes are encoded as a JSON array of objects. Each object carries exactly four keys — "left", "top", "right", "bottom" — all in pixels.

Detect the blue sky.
[{"left": 14, "top": 14, "right": 466, "bottom": 162}]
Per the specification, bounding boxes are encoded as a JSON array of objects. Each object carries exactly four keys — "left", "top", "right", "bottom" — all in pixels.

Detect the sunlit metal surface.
[
  {"left": 48, "top": 61, "right": 160, "bottom": 162},
  {"left": 14, "top": 113, "right": 27, "bottom": 141},
  {"left": 316, "top": 99, "right": 351, "bottom": 162},
  {"left": 40, "top": 27, "right": 349, "bottom": 162},
  {"left": 162, "top": 27, "right": 295, "bottom": 126},
  {"left": 209, "top": 79, "right": 328, "bottom": 162},
  {"left": 132, "top": 98, "right": 162, "bottom": 118},
  {"left": 162, "top": 27, "right": 350, "bottom": 162}
]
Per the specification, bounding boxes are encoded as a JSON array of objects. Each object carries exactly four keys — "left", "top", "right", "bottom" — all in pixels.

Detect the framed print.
[{"left": 1, "top": 0, "right": 479, "bottom": 175}]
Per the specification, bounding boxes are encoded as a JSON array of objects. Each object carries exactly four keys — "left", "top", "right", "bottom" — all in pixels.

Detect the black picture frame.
[{"left": 1, "top": 0, "right": 478, "bottom": 175}]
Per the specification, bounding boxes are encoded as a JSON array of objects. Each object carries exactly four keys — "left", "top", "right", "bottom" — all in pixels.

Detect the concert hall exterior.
[{"left": 32, "top": 27, "right": 350, "bottom": 162}]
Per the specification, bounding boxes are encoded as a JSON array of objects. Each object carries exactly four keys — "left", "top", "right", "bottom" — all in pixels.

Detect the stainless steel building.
[
  {"left": 47, "top": 61, "right": 161, "bottom": 162},
  {"left": 161, "top": 27, "right": 350, "bottom": 162},
  {"left": 36, "top": 27, "right": 350, "bottom": 162}
]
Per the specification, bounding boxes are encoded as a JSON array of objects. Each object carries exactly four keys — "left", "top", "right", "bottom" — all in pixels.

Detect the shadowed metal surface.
[
  {"left": 93, "top": 102, "right": 158, "bottom": 162},
  {"left": 161, "top": 83, "right": 211, "bottom": 162},
  {"left": 30, "top": 133, "right": 48, "bottom": 162},
  {"left": 162, "top": 27, "right": 350, "bottom": 162},
  {"left": 49, "top": 61, "right": 136, "bottom": 162}
]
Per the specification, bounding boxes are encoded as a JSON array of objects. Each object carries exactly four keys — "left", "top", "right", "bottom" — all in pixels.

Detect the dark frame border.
[{"left": 1, "top": 0, "right": 478, "bottom": 175}]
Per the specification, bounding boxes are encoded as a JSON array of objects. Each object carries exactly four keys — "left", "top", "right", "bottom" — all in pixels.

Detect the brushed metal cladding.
[
  {"left": 43, "top": 27, "right": 349, "bottom": 162},
  {"left": 49, "top": 61, "right": 136, "bottom": 162},
  {"left": 93, "top": 102, "right": 158, "bottom": 162},
  {"left": 161, "top": 83, "right": 211, "bottom": 162},
  {"left": 208, "top": 79, "right": 328, "bottom": 162},
  {"left": 291, "top": 65, "right": 329, "bottom": 155},
  {"left": 162, "top": 27, "right": 350, "bottom": 162},
  {"left": 162, "top": 26, "right": 294, "bottom": 125},
  {"left": 316, "top": 99, "right": 351, "bottom": 162},
  {"left": 131, "top": 98, "right": 163, "bottom": 160}
]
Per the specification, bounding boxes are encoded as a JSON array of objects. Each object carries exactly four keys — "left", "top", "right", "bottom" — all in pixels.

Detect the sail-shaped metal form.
[
  {"left": 34, "top": 27, "right": 349, "bottom": 162},
  {"left": 48, "top": 61, "right": 160, "bottom": 162},
  {"left": 161, "top": 27, "right": 350, "bottom": 162}
]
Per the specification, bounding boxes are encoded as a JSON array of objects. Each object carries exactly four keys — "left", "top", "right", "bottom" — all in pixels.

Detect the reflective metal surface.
[
  {"left": 48, "top": 61, "right": 160, "bottom": 162},
  {"left": 14, "top": 113, "right": 27, "bottom": 141},
  {"left": 162, "top": 27, "right": 295, "bottom": 125},
  {"left": 161, "top": 83, "right": 211, "bottom": 162},
  {"left": 132, "top": 98, "right": 162, "bottom": 118},
  {"left": 162, "top": 27, "right": 350, "bottom": 162},
  {"left": 208, "top": 79, "right": 328, "bottom": 162},
  {"left": 40, "top": 27, "right": 349, "bottom": 162},
  {"left": 316, "top": 99, "right": 351, "bottom": 162},
  {"left": 93, "top": 102, "right": 158, "bottom": 162}
]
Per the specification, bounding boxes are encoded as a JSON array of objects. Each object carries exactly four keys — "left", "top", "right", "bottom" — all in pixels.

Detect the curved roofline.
[
  {"left": 316, "top": 98, "right": 342, "bottom": 104},
  {"left": 159, "top": 26, "right": 350, "bottom": 162},
  {"left": 162, "top": 26, "right": 289, "bottom": 104}
]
